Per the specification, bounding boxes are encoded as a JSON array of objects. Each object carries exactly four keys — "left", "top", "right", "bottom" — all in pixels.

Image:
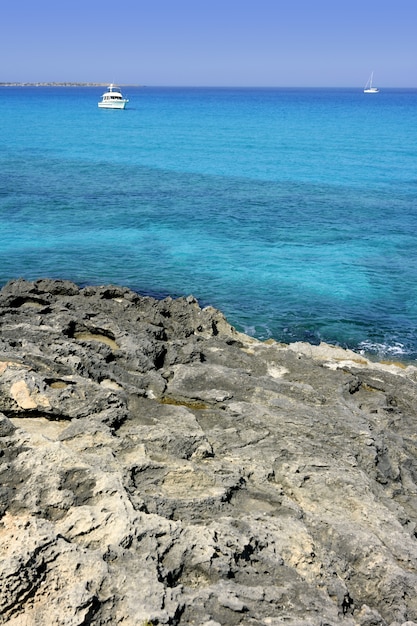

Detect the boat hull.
[{"left": 98, "top": 100, "right": 128, "bottom": 109}]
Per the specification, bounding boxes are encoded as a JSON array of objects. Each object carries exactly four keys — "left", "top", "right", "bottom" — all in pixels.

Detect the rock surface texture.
[{"left": 1, "top": 278, "right": 417, "bottom": 626}]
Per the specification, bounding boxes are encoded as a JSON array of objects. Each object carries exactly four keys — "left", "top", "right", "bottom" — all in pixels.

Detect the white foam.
[{"left": 358, "top": 340, "right": 407, "bottom": 358}]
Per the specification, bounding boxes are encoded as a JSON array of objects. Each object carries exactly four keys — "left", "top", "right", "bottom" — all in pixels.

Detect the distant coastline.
[{"left": 0, "top": 82, "right": 141, "bottom": 87}]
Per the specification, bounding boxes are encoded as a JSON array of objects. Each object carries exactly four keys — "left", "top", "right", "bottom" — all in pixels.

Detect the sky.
[{"left": 1, "top": 0, "right": 416, "bottom": 87}]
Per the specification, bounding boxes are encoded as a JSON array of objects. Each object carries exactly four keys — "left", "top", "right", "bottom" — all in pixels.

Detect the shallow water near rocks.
[{"left": 1, "top": 86, "right": 417, "bottom": 360}]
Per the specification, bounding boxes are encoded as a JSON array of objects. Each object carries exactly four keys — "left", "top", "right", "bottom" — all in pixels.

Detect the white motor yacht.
[{"left": 98, "top": 84, "right": 129, "bottom": 109}]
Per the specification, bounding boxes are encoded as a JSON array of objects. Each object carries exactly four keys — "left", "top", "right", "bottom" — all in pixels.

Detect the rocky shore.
[{"left": 1, "top": 278, "right": 417, "bottom": 626}]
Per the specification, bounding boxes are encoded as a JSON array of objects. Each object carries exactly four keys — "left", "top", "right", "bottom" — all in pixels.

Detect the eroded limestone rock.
[{"left": 1, "top": 278, "right": 417, "bottom": 625}]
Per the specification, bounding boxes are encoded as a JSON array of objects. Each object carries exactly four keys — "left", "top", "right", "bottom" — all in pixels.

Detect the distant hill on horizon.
[{"left": 0, "top": 82, "right": 141, "bottom": 87}]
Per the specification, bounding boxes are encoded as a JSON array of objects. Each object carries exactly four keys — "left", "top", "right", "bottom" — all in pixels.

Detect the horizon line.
[{"left": 1, "top": 82, "right": 416, "bottom": 89}]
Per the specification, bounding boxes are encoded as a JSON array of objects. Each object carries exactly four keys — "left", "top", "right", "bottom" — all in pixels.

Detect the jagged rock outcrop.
[{"left": 1, "top": 278, "right": 417, "bottom": 625}]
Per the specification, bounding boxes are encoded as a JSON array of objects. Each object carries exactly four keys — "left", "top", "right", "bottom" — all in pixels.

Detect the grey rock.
[{"left": 1, "top": 279, "right": 417, "bottom": 625}]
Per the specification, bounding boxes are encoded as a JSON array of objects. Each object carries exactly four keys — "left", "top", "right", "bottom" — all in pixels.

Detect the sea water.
[{"left": 1, "top": 86, "right": 417, "bottom": 360}]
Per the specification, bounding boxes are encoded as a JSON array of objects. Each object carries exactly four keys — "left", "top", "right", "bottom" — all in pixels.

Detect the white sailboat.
[{"left": 364, "top": 72, "right": 379, "bottom": 94}]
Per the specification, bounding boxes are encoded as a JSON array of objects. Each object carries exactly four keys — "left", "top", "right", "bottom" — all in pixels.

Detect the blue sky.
[{"left": 1, "top": 0, "right": 416, "bottom": 87}]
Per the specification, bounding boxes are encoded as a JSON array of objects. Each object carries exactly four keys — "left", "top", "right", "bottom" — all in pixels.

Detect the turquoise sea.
[{"left": 1, "top": 86, "right": 417, "bottom": 360}]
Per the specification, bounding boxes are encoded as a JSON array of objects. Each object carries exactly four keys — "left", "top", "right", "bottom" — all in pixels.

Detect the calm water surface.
[{"left": 1, "top": 86, "right": 417, "bottom": 359}]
